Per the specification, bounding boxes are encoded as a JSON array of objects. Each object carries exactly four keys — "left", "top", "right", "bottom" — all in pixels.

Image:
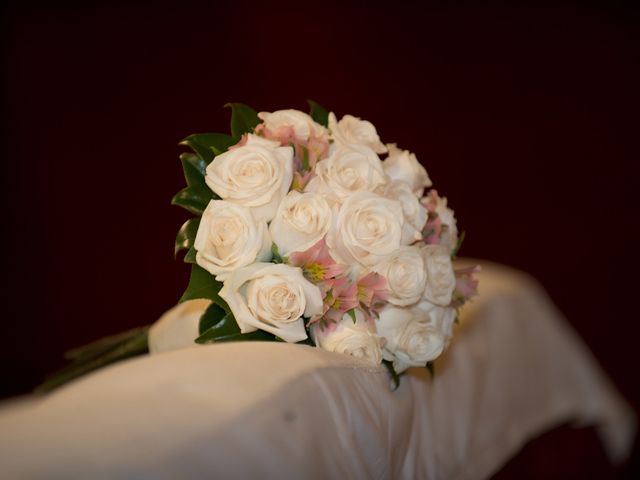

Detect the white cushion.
[{"left": 0, "top": 260, "right": 634, "bottom": 479}]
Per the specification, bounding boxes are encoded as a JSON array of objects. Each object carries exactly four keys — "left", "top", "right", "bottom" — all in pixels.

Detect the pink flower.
[
  {"left": 421, "top": 189, "right": 458, "bottom": 253},
  {"left": 304, "top": 132, "right": 330, "bottom": 170},
  {"left": 422, "top": 189, "right": 440, "bottom": 213},
  {"left": 289, "top": 239, "right": 352, "bottom": 329},
  {"left": 291, "top": 170, "right": 316, "bottom": 191},
  {"left": 288, "top": 239, "right": 346, "bottom": 284},
  {"left": 421, "top": 190, "right": 444, "bottom": 244},
  {"left": 357, "top": 272, "right": 389, "bottom": 309},
  {"left": 290, "top": 132, "right": 329, "bottom": 174},
  {"left": 320, "top": 276, "right": 360, "bottom": 326},
  {"left": 255, "top": 122, "right": 329, "bottom": 175},
  {"left": 356, "top": 272, "right": 389, "bottom": 322},
  {"left": 451, "top": 265, "right": 481, "bottom": 308},
  {"left": 422, "top": 213, "right": 443, "bottom": 245},
  {"left": 254, "top": 123, "right": 296, "bottom": 145}
]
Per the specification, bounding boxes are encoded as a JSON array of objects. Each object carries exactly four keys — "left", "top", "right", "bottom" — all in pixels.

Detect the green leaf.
[
  {"left": 180, "top": 133, "right": 235, "bottom": 163},
  {"left": 179, "top": 153, "right": 208, "bottom": 188},
  {"left": 180, "top": 135, "right": 215, "bottom": 164},
  {"left": 301, "top": 145, "right": 310, "bottom": 171},
  {"left": 195, "top": 308, "right": 279, "bottom": 344},
  {"left": 175, "top": 218, "right": 201, "bottom": 257},
  {"left": 308, "top": 100, "right": 329, "bottom": 127},
  {"left": 382, "top": 359, "right": 400, "bottom": 391},
  {"left": 210, "top": 329, "right": 276, "bottom": 343},
  {"left": 205, "top": 134, "right": 236, "bottom": 156},
  {"left": 171, "top": 184, "right": 214, "bottom": 215},
  {"left": 225, "top": 103, "right": 260, "bottom": 140},
  {"left": 426, "top": 361, "right": 435, "bottom": 378},
  {"left": 198, "top": 302, "right": 228, "bottom": 335},
  {"left": 347, "top": 308, "right": 357, "bottom": 324},
  {"left": 179, "top": 264, "right": 229, "bottom": 312},
  {"left": 36, "top": 328, "right": 150, "bottom": 393},
  {"left": 451, "top": 230, "right": 466, "bottom": 259},
  {"left": 297, "top": 335, "right": 315, "bottom": 347},
  {"left": 271, "top": 243, "right": 283, "bottom": 264},
  {"left": 63, "top": 326, "right": 149, "bottom": 364},
  {"left": 195, "top": 312, "right": 240, "bottom": 343},
  {"left": 183, "top": 246, "right": 197, "bottom": 264}
]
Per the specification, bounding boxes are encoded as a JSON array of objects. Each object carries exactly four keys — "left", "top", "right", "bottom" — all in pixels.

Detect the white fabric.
[
  {"left": 0, "top": 260, "right": 635, "bottom": 479},
  {"left": 148, "top": 298, "right": 210, "bottom": 354}
]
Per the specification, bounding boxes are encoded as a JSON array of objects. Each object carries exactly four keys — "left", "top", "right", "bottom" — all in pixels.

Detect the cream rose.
[
  {"left": 194, "top": 200, "right": 272, "bottom": 281},
  {"left": 311, "top": 309, "right": 383, "bottom": 365},
  {"left": 369, "top": 246, "right": 427, "bottom": 306},
  {"left": 204, "top": 134, "right": 293, "bottom": 222},
  {"left": 327, "top": 191, "right": 403, "bottom": 270},
  {"left": 258, "top": 109, "right": 326, "bottom": 141},
  {"left": 383, "top": 180, "right": 427, "bottom": 245},
  {"left": 269, "top": 191, "right": 332, "bottom": 256},
  {"left": 415, "top": 300, "right": 457, "bottom": 344},
  {"left": 219, "top": 263, "right": 323, "bottom": 343},
  {"left": 304, "top": 143, "right": 386, "bottom": 206},
  {"left": 328, "top": 112, "right": 387, "bottom": 154},
  {"left": 376, "top": 305, "right": 445, "bottom": 373},
  {"left": 422, "top": 245, "right": 456, "bottom": 306},
  {"left": 383, "top": 144, "right": 432, "bottom": 197}
]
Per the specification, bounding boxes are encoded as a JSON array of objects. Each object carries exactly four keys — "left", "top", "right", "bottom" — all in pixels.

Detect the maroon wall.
[{"left": 3, "top": 1, "right": 639, "bottom": 474}]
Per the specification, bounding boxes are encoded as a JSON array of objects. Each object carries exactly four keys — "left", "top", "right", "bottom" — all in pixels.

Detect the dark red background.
[{"left": 3, "top": 1, "right": 639, "bottom": 477}]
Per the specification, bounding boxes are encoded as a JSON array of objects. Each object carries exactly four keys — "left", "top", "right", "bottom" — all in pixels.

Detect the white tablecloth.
[{"left": 0, "top": 260, "right": 635, "bottom": 479}]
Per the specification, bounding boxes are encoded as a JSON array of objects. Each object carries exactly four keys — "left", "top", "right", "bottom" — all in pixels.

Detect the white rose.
[
  {"left": 219, "top": 263, "right": 323, "bottom": 343},
  {"left": 328, "top": 112, "right": 387, "bottom": 154},
  {"left": 304, "top": 143, "right": 386, "bottom": 206},
  {"left": 415, "top": 300, "right": 457, "bottom": 344},
  {"left": 369, "top": 246, "right": 427, "bottom": 306},
  {"left": 258, "top": 109, "right": 326, "bottom": 141},
  {"left": 269, "top": 191, "right": 332, "bottom": 256},
  {"left": 194, "top": 200, "right": 272, "bottom": 281},
  {"left": 422, "top": 245, "right": 455, "bottom": 306},
  {"left": 312, "top": 309, "right": 383, "bottom": 366},
  {"left": 327, "top": 191, "right": 403, "bottom": 270},
  {"left": 383, "top": 143, "right": 432, "bottom": 196},
  {"left": 376, "top": 305, "right": 445, "bottom": 373},
  {"left": 383, "top": 180, "right": 427, "bottom": 244},
  {"left": 204, "top": 134, "right": 293, "bottom": 222}
]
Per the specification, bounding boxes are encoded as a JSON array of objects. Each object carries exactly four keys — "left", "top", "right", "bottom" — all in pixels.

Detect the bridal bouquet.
[
  {"left": 38, "top": 102, "right": 478, "bottom": 392},
  {"left": 170, "top": 102, "right": 479, "bottom": 384}
]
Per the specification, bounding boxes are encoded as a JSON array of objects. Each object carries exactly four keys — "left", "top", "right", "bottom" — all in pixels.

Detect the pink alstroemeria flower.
[
  {"left": 422, "top": 214, "right": 443, "bottom": 245},
  {"left": 320, "top": 276, "right": 360, "bottom": 326},
  {"left": 291, "top": 170, "right": 316, "bottom": 192},
  {"left": 422, "top": 189, "right": 440, "bottom": 213},
  {"left": 301, "top": 132, "right": 330, "bottom": 171},
  {"left": 421, "top": 190, "right": 444, "bottom": 244},
  {"left": 254, "top": 123, "right": 296, "bottom": 145},
  {"left": 290, "top": 132, "right": 329, "bottom": 176},
  {"left": 357, "top": 272, "right": 389, "bottom": 309},
  {"left": 451, "top": 265, "right": 481, "bottom": 308},
  {"left": 288, "top": 239, "right": 346, "bottom": 285},
  {"left": 289, "top": 239, "right": 349, "bottom": 329},
  {"left": 356, "top": 272, "right": 389, "bottom": 321},
  {"left": 255, "top": 122, "right": 329, "bottom": 176}
]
